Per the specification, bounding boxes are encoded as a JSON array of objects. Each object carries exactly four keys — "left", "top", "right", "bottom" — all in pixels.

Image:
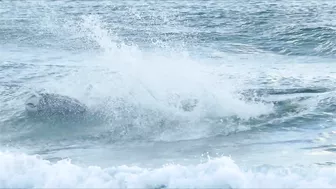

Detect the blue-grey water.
[{"left": 2, "top": 0, "right": 336, "bottom": 188}]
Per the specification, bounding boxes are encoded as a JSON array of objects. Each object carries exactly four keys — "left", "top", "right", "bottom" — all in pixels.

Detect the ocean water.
[{"left": 2, "top": 0, "right": 336, "bottom": 188}]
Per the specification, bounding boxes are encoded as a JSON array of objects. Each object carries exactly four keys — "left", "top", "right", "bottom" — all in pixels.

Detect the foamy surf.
[{"left": 0, "top": 151, "right": 335, "bottom": 189}]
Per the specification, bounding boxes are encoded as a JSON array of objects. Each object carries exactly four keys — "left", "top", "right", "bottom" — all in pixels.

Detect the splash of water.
[{"left": 5, "top": 1, "right": 276, "bottom": 141}]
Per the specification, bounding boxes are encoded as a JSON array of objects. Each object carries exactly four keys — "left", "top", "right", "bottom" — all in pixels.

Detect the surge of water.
[{"left": 2, "top": 1, "right": 336, "bottom": 188}]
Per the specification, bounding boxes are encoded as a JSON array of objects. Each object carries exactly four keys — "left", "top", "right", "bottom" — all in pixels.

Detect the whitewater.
[{"left": 2, "top": 0, "right": 336, "bottom": 188}]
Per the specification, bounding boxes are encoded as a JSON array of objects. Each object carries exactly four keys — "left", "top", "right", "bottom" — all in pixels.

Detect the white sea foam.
[{"left": 0, "top": 151, "right": 336, "bottom": 188}]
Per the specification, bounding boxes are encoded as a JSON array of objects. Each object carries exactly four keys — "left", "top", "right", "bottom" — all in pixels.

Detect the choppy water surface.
[{"left": 2, "top": 0, "right": 336, "bottom": 188}]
